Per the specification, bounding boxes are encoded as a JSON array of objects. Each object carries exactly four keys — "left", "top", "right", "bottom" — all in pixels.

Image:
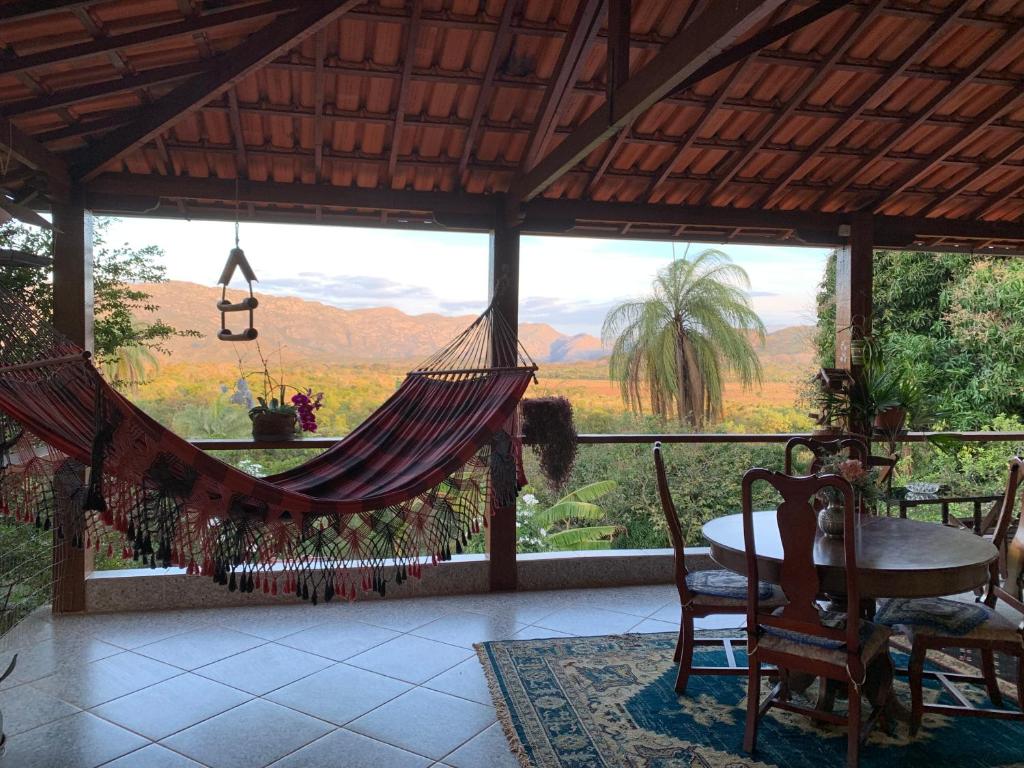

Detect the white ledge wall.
[{"left": 84, "top": 548, "right": 717, "bottom": 612}]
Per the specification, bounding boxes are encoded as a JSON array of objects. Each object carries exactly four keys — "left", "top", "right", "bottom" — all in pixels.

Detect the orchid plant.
[{"left": 230, "top": 343, "right": 324, "bottom": 433}]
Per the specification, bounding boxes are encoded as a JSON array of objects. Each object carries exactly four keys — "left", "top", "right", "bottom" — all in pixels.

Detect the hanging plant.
[{"left": 520, "top": 397, "right": 577, "bottom": 491}]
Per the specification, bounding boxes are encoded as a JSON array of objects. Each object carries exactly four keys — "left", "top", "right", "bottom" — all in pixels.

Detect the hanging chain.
[{"left": 234, "top": 176, "right": 240, "bottom": 249}]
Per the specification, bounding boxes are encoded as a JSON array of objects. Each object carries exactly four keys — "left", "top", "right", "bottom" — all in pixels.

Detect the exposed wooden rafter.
[
  {"left": 0, "top": 117, "right": 70, "bottom": 190},
  {"left": 872, "top": 87, "right": 1024, "bottom": 211},
  {"left": 520, "top": 0, "right": 605, "bottom": 174},
  {"left": 388, "top": 0, "right": 424, "bottom": 185},
  {"left": 457, "top": 0, "right": 521, "bottom": 187},
  {"left": 0, "top": 2, "right": 301, "bottom": 78},
  {"left": 507, "top": 0, "right": 788, "bottom": 208},
  {"left": 975, "top": 174, "right": 1024, "bottom": 220},
  {"left": 701, "top": 0, "right": 884, "bottom": 205},
  {"left": 822, "top": 22, "right": 1024, "bottom": 206},
  {"left": 312, "top": 30, "right": 327, "bottom": 183},
  {"left": 70, "top": 0, "right": 362, "bottom": 182},
  {"left": 760, "top": 0, "right": 971, "bottom": 208},
  {"left": 922, "top": 135, "right": 1024, "bottom": 217},
  {"left": 605, "top": 0, "right": 630, "bottom": 121}
]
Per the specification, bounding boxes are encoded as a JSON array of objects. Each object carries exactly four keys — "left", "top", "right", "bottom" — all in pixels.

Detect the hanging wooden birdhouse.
[{"left": 216, "top": 246, "right": 258, "bottom": 342}]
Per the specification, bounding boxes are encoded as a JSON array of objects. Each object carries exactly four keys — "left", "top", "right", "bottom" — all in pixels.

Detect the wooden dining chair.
[
  {"left": 741, "top": 469, "right": 893, "bottom": 768},
  {"left": 653, "top": 442, "right": 785, "bottom": 695},
  {"left": 875, "top": 456, "right": 1024, "bottom": 734},
  {"left": 784, "top": 436, "right": 898, "bottom": 512}
]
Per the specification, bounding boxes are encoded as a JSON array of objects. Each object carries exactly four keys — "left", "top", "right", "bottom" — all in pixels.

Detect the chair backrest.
[
  {"left": 784, "top": 436, "right": 869, "bottom": 474},
  {"left": 653, "top": 442, "right": 689, "bottom": 598},
  {"left": 989, "top": 457, "right": 1024, "bottom": 606},
  {"left": 742, "top": 468, "right": 861, "bottom": 657}
]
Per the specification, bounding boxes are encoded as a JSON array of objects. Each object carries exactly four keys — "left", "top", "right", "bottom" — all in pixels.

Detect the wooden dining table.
[
  {"left": 703, "top": 511, "right": 1000, "bottom": 726},
  {"left": 702, "top": 511, "right": 999, "bottom": 600}
]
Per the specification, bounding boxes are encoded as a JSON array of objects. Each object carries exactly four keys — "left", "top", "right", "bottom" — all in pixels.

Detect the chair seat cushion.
[
  {"left": 758, "top": 611, "right": 891, "bottom": 666},
  {"left": 878, "top": 597, "right": 1022, "bottom": 645},
  {"left": 876, "top": 597, "right": 995, "bottom": 637},
  {"left": 685, "top": 570, "right": 776, "bottom": 601}
]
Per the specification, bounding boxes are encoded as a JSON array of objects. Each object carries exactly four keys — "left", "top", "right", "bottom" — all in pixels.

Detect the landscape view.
[{"left": 4, "top": 216, "right": 1023, "bottom": 562}]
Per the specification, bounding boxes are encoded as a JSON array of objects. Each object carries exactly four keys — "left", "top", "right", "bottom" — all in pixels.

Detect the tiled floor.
[{"left": 0, "top": 584, "right": 724, "bottom": 768}]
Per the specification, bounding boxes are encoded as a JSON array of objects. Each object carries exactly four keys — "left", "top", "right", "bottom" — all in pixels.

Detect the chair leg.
[
  {"left": 673, "top": 609, "right": 684, "bottom": 663},
  {"left": 981, "top": 649, "right": 1003, "bottom": 707},
  {"left": 908, "top": 644, "right": 927, "bottom": 737},
  {"left": 743, "top": 659, "right": 761, "bottom": 754},
  {"left": 847, "top": 683, "right": 862, "bottom": 768},
  {"left": 675, "top": 613, "right": 695, "bottom": 695}
]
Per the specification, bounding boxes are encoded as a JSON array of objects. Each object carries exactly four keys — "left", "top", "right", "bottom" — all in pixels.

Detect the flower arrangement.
[
  {"left": 230, "top": 344, "right": 323, "bottom": 439},
  {"left": 816, "top": 456, "right": 880, "bottom": 507}
]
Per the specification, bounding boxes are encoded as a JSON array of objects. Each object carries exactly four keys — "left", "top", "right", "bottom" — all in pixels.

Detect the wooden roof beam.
[
  {"left": 975, "top": 173, "right": 1024, "bottom": 220},
  {"left": 509, "top": 0, "right": 788, "bottom": 209},
  {"left": 872, "top": 88, "right": 1024, "bottom": 211},
  {"left": 387, "top": 0, "right": 424, "bottom": 186},
  {"left": 71, "top": 1, "right": 362, "bottom": 183},
  {"left": 0, "top": 116, "right": 70, "bottom": 191},
  {"left": 823, "top": 23, "right": 1024, "bottom": 206},
  {"left": 760, "top": 0, "right": 970, "bottom": 208},
  {"left": 312, "top": 30, "right": 327, "bottom": 183},
  {"left": 520, "top": 0, "right": 605, "bottom": 174},
  {"left": 702, "top": 0, "right": 884, "bottom": 205},
  {"left": 921, "top": 135, "right": 1024, "bottom": 217},
  {"left": 457, "top": 0, "right": 521, "bottom": 188},
  {"left": 0, "top": 1, "right": 301, "bottom": 78}
]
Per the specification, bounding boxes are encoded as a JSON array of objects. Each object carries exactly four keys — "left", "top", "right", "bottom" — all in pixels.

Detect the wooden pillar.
[
  {"left": 487, "top": 209, "right": 520, "bottom": 591},
  {"left": 51, "top": 195, "right": 94, "bottom": 614},
  {"left": 835, "top": 213, "right": 873, "bottom": 436}
]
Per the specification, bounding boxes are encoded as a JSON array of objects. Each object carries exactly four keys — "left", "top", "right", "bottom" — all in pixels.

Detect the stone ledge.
[{"left": 84, "top": 548, "right": 718, "bottom": 612}]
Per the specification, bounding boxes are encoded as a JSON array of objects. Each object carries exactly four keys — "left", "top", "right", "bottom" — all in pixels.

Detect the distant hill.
[{"left": 131, "top": 281, "right": 607, "bottom": 364}]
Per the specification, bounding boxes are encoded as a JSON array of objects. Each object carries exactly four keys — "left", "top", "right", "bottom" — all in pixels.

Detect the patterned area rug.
[{"left": 477, "top": 632, "right": 1023, "bottom": 768}]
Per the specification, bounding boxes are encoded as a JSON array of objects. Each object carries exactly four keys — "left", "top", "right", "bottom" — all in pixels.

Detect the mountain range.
[{"left": 131, "top": 281, "right": 814, "bottom": 367}]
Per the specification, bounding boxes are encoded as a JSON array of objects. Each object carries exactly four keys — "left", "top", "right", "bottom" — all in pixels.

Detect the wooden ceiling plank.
[
  {"left": 313, "top": 30, "right": 327, "bottom": 183},
  {"left": 823, "top": 23, "right": 1024, "bottom": 205},
  {"left": 921, "top": 134, "right": 1024, "bottom": 216},
  {"left": 509, "top": 0, "right": 832, "bottom": 207},
  {"left": 702, "top": 0, "right": 885, "bottom": 205},
  {"left": 72, "top": 1, "right": 362, "bottom": 183},
  {"left": 457, "top": 0, "right": 521, "bottom": 187},
  {"left": 520, "top": 0, "right": 606, "bottom": 174},
  {"left": 760, "top": 0, "right": 971, "bottom": 208},
  {"left": 387, "top": 0, "right": 424, "bottom": 186},
  {"left": 0, "top": 2, "right": 302, "bottom": 78},
  {"left": 873, "top": 87, "right": 1024, "bottom": 211}
]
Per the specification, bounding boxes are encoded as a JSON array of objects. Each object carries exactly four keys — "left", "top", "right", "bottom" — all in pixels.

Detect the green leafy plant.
[{"left": 519, "top": 480, "right": 622, "bottom": 551}]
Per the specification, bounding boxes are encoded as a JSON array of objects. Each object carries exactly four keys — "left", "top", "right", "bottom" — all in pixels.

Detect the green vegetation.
[{"left": 603, "top": 248, "right": 765, "bottom": 428}]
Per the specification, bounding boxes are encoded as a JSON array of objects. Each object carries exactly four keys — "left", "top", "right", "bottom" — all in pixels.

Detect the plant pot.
[
  {"left": 251, "top": 411, "right": 297, "bottom": 442},
  {"left": 811, "top": 425, "right": 843, "bottom": 439},
  {"left": 817, "top": 499, "right": 845, "bottom": 539},
  {"left": 873, "top": 407, "right": 906, "bottom": 434}
]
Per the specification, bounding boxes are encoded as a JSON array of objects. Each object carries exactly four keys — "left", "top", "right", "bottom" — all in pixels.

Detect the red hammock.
[{"left": 0, "top": 290, "right": 535, "bottom": 602}]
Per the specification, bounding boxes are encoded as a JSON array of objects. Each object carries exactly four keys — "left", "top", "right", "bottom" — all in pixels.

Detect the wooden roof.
[{"left": 2, "top": 0, "right": 1024, "bottom": 252}]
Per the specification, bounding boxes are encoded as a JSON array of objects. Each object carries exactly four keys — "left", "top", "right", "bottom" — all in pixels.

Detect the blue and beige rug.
[{"left": 476, "top": 632, "right": 1023, "bottom": 768}]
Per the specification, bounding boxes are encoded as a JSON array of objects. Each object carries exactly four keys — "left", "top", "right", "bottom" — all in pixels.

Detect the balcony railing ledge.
[{"left": 83, "top": 547, "right": 713, "bottom": 613}]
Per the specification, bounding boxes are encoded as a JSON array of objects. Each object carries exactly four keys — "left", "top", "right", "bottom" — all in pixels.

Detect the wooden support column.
[
  {"left": 835, "top": 213, "right": 874, "bottom": 435},
  {"left": 51, "top": 195, "right": 94, "bottom": 614},
  {"left": 487, "top": 209, "right": 520, "bottom": 592}
]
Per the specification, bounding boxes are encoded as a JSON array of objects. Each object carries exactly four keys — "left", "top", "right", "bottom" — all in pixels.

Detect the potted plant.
[
  {"left": 231, "top": 345, "right": 323, "bottom": 442},
  {"left": 852, "top": 340, "right": 926, "bottom": 438}
]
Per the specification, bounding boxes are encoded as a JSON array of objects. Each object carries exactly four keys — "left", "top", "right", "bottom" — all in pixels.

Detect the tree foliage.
[
  {"left": 602, "top": 249, "right": 765, "bottom": 428},
  {"left": 0, "top": 219, "right": 199, "bottom": 389},
  {"left": 811, "top": 249, "right": 1024, "bottom": 429}
]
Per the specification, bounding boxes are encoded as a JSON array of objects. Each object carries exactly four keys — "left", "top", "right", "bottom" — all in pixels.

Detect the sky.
[{"left": 101, "top": 217, "right": 830, "bottom": 337}]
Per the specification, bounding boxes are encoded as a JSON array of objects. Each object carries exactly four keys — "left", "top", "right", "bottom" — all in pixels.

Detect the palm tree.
[
  {"left": 101, "top": 342, "right": 159, "bottom": 393},
  {"left": 602, "top": 248, "right": 765, "bottom": 429}
]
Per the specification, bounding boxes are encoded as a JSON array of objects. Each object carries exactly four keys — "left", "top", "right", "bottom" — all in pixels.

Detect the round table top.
[{"left": 702, "top": 512, "right": 998, "bottom": 599}]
